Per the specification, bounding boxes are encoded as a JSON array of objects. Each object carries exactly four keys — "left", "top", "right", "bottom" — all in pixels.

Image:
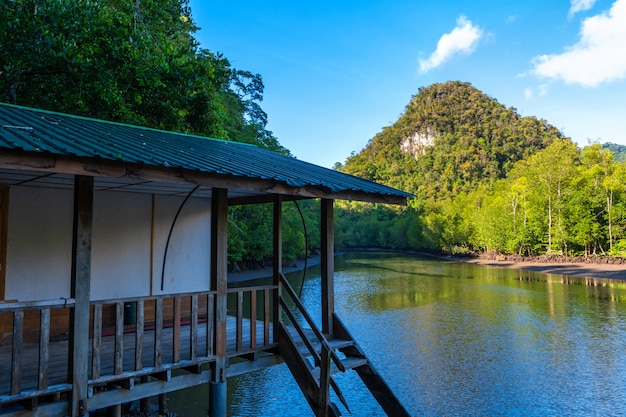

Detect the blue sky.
[{"left": 189, "top": 0, "right": 626, "bottom": 168}]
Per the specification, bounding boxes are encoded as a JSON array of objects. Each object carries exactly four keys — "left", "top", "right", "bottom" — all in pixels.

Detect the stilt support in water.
[{"left": 209, "top": 380, "right": 227, "bottom": 417}]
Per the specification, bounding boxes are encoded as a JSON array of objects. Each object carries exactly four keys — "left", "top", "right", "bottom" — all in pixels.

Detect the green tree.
[
  {"left": 509, "top": 139, "right": 578, "bottom": 254},
  {"left": 0, "top": 0, "right": 283, "bottom": 151},
  {"left": 569, "top": 144, "right": 615, "bottom": 254}
]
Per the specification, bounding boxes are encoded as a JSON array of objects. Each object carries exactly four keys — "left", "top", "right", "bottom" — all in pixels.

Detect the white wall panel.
[
  {"left": 5, "top": 187, "right": 73, "bottom": 301},
  {"left": 152, "top": 195, "right": 212, "bottom": 294},
  {"left": 90, "top": 191, "right": 152, "bottom": 300}
]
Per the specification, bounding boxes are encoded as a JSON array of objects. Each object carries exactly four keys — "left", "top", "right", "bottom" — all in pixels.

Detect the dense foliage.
[
  {"left": 1, "top": 0, "right": 286, "bottom": 151},
  {"left": 603, "top": 142, "right": 626, "bottom": 163},
  {"left": 337, "top": 82, "right": 626, "bottom": 257}
]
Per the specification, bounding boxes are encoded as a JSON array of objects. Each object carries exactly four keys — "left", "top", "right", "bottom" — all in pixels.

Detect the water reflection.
[{"left": 168, "top": 252, "right": 626, "bottom": 416}]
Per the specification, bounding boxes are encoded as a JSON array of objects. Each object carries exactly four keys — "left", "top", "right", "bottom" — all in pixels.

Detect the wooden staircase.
[{"left": 278, "top": 274, "right": 411, "bottom": 417}]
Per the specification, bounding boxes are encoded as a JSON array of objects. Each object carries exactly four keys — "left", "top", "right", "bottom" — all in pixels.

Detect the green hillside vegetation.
[
  {"left": 603, "top": 142, "right": 626, "bottom": 163},
  {"left": 339, "top": 81, "right": 563, "bottom": 200},
  {"left": 337, "top": 82, "right": 626, "bottom": 257}
]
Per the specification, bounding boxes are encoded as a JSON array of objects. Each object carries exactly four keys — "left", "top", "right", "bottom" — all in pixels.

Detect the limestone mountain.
[{"left": 339, "top": 81, "right": 566, "bottom": 200}]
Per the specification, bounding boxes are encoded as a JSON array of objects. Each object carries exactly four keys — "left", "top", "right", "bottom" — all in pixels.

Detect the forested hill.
[
  {"left": 339, "top": 81, "right": 565, "bottom": 200},
  {"left": 335, "top": 81, "right": 626, "bottom": 257}
]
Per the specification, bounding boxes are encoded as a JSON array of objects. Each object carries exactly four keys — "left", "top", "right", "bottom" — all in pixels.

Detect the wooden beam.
[
  {"left": 11, "top": 311, "right": 23, "bottom": 395},
  {"left": 210, "top": 187, "right": 228, "bottom": 380},
  {"left": 0, "top": 186, "right": 8, "bottom": 302},
  {"left": 210, "top": 187, "right": 228, "bottom": 417},
  {"left": 69, "top": 175, "right": 94, "bottom": 417},
  {"left": 272, "top": 196, "right": 282, "bottom": 345},
  {"left": 320, "top": 199, "right": 334, "bottom": 335},
  {"left": 0, "top": 186, "right": 8, "bottom": 345},
  {"left": 228, "top": 194, "right": 307, "bottom": 206}
]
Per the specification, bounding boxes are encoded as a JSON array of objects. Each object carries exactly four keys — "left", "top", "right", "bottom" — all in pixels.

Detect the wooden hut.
[{"left": 0, "top": 103, "right": 412, "bottom": 417}]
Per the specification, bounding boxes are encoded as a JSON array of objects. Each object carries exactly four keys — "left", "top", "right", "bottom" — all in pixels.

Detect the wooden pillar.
[
  {"left": 209, "top": 188, "right": 228, "bottom": 417},
  {"left": 320, "top": 199, "right": 334, "bottom": 335},
  {"left": 272, "top": 195, "right": 282, "bottom": 343},
  {"left": 69, "top": 175, "right": 94, "bottom": 417},
  {"left": 158, "top": 393, "right": 167, "bottom": 416}
]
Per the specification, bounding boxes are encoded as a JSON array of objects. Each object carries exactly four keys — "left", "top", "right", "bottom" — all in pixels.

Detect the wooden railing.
[
  {"left": 89, "top": 291, "right": 217, "bottom": 387},
  {"left": 278, "top": 274, "right": 344, "bottom": 372},
  {"left": 0, "top": 299, "right": 75, "bottom": 404},
  {"left": 226, "top": 284, "right": 276, "bottom": 355},
  {"left": 278, "top": 273, "right": 348, "bottom": 409},
  {"left": 0, "top": 284, "right": 279, "bottom": 408}
]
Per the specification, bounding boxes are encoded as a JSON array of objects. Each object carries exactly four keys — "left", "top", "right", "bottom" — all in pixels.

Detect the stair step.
[
  {"left": 328, "top": 338, "right": 355, "bottom": 350},
  {"left": 297, "top": 338, "right": 355, "bottom": 357},
  {"left": 311, "top": 356, "right": 369, "bottom": 379}
]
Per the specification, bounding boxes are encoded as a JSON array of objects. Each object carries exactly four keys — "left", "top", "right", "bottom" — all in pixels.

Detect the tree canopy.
[{"left": 0, "top": 0, "right": 286, "bottom": 153}]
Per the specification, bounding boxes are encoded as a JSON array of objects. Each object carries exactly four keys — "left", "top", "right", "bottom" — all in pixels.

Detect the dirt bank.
[
  {"left": 462, "top": 253, "right": 626, "bottom": 280},
  {"left": 228, "top": 255, "right": 321, "bottom": 283}
]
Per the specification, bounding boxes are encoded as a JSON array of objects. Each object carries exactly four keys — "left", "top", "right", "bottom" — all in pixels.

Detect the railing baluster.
[
  {"left": 155, "top": 298, "right": 163, "bottom": 367},
  {"left": 250, "top": 290, "right": 257, "bottom": 349},
  {"left": 92, "top": 304, "right": 102, "bottom": 380},
  {"left": 207, "top": 293, "right": 214, "bottom": 357},
  {"left": 191, "top": 294, "right": 198, "bottom": 361},
  {"left": 135, "top": 300, "right": 144, "bottom": 371},
  {"left": 236, "top": 291, "right": 243, "bottom": 352},
  {"left": 115, "top": 302, "right": 124, "bottom": 375},
  {"left": 38, "top": 308, "right": 50, "bottom": 390},
  {"left": 264, "top": 288, "right": 270, "bottom": 346},
  {"left": 11, "top": 311, "right": 23, "bottom": 395},
  {"left": 173, "top": 296, "right": 181, "bottom": 363}
]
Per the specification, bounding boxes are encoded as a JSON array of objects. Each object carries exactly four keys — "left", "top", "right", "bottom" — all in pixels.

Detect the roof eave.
[{"left": 0, "top": 150, "right": 409, "bottom": 205}]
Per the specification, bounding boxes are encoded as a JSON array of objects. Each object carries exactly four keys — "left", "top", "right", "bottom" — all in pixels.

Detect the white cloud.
[
  {"left": 569, "top": 0, "right": 597, "bottom": 17},
  {"left": 524, "top": 87, "right": 533, "bottom": 100},
  {"left": 532, "top": 0, "right": 626, "bottom": 87},
  {"left": 419, "top": 16, "right": 483, "bottom": 73}
]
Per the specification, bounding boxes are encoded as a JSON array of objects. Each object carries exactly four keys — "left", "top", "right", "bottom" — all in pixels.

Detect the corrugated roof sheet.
[{"left": 0, "top": 103, "right": 412, "bottom": 201}]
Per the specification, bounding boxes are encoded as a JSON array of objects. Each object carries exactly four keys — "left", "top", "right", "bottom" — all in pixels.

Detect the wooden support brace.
[
  {"left": 154, "top": 370, "right": 172, "bottom": 382},
  {"left": 119, "top": 378, "right": 135, "bottom": 390},
  {"left": 21, "top": 397, "right": 38, "bottom": 411},
  {"left": 240, "top": 352, "right": 258, "bottom": 362},
  {"left": 183, "top": 364, "right": 203, "bottom": 375}
]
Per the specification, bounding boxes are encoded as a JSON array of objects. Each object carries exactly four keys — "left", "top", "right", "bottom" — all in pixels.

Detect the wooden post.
[
  {"left": 158, "top": 393, "right": 167, "bottom": 415},
  {"left": 318, "top": 346, "right": 331, "bottom": 417},
  {"left": 209, "top": 188, "right": 228, "bottom": 417},
  {"left": 320, "top": 199, "right": 334, "bottom": 335},
  {"left": 273, "top": 195, "right": 282, "bottom": 344},
  {"left": 69, "top": 175, "right": 94, "bottom": 417}
]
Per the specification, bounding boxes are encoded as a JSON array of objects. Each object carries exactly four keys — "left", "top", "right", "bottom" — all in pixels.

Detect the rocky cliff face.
[{"left": 400, "top": 128, "right": 437, "bottom": 158}]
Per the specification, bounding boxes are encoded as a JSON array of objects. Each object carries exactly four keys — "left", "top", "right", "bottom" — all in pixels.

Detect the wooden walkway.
[{"left": 0, "top": 315, "right": 275, "bottom": 403}]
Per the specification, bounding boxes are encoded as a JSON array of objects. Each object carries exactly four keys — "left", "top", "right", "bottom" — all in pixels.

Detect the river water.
[{"left": 168, "top": 251, "right": 626, "bottom": 416}]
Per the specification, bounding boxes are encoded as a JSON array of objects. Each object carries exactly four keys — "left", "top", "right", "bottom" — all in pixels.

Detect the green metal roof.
[{"left": 0, "top": 103, "right": 411, "bottom": 203}]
